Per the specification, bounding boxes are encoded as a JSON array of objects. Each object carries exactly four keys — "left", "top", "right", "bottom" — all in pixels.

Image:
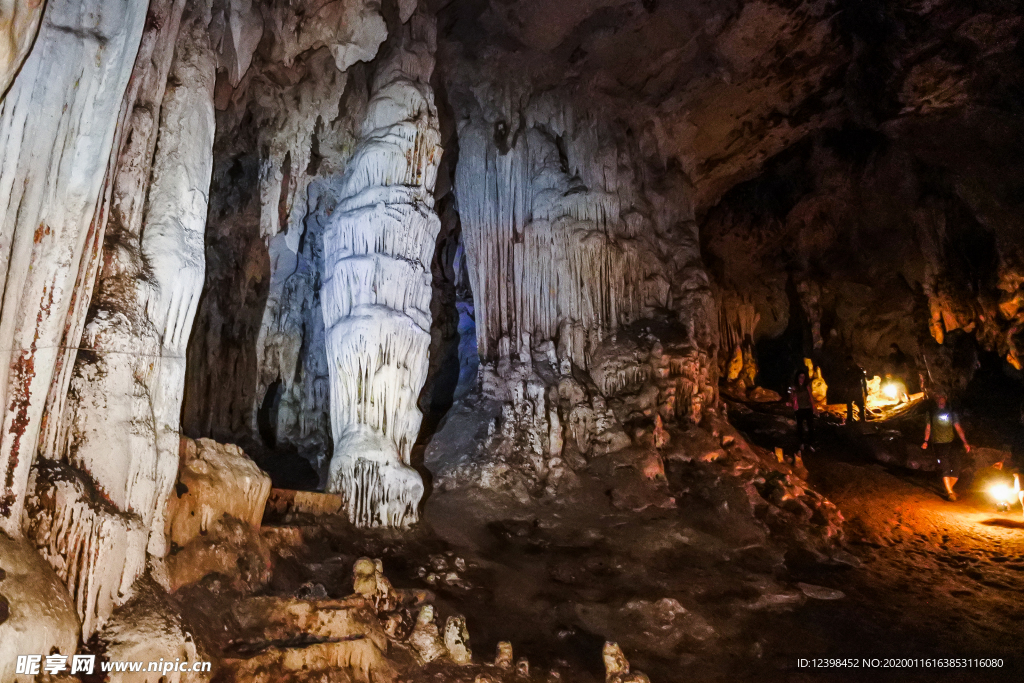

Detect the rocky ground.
[
  {"left": 144, "top": 401, "right": 1024, "bottom": 683},
  {"left": 112, "top": 395, "right": 1022, "bottom": 683}
]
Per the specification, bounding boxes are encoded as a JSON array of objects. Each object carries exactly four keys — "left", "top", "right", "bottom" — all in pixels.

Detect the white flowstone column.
[
  {"left": 322, "top": 5, "right": 441, "bottom": 528},
  {"left": 20, "top": 0, "right": 213, "bottom": 636},
  {"left": 63, "top": 0, "right": 216, "bottom": 558},
  {"left": 0, "top": 0, "right": 148, "bottom": 535}
]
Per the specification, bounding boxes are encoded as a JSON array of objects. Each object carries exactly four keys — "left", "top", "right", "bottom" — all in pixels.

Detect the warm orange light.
[{"left": 989, "top": 483, "right": 1015, "bottom": 505}]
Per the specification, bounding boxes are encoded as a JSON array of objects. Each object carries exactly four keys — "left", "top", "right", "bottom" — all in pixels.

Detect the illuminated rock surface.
[
  {"left": 320, "top": 6, "right": 441, "bottom": 527},
  {"left": 0, "top": 0, "right": 148, "bottom": 535}
]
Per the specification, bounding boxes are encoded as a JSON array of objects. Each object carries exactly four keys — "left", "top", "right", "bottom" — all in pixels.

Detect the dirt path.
[{"left": 806, "top": 452, "right": 1024, "bottom": 663}]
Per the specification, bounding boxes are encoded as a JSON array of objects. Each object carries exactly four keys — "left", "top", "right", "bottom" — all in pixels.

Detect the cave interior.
[{"left": 0, "top": 0, "right": 1023, "bottom": 681}]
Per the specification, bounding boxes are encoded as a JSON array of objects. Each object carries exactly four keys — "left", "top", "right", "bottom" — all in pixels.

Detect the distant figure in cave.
[
  {"left": 840, "top": 356, "right": 868, "bottom": 423},
  {"left": 790, "top": 371, "right": 817, "bottom": 452},
  {"left": 1009, "top": 404, "right": 1024, "bottom": 513},
  {"left": 921, "top": 394, "right": 971, "bottom": 501},
  {"left": 1010, "top": 403, "right": 1024, "bottom": 474}
]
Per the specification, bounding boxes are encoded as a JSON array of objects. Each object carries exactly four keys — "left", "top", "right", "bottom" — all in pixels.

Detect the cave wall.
[{"left": 703, "top": 1, "right": 1024, "bottom": 394}]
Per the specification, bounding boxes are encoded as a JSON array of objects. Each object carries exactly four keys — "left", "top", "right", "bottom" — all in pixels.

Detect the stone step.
[
  {"left": 265, "top": 489, "right": 345, "bottom": 521},
  {"left": 217, "top": 595, "right": 394, "bottom": 683}
]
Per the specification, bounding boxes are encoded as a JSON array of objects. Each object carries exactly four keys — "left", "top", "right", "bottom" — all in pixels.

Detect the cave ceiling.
[{"left": 432, "top": 0, "right": 1022, "bottom": 211}]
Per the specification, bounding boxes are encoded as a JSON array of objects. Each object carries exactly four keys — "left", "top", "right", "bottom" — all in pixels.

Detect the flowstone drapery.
[
  {"left": 322, "top": 6, "right": 441, "bottom": 528},
  {"left": 0, "top": 0, "right": 148, "bottom": 535},
  {"left": 451, "top": 95, "right": 708, "bottom": 374},
  {"left": 24, "top": 0, "right": 216, "bottom": 636}
]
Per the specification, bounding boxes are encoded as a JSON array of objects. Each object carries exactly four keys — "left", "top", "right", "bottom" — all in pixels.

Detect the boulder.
[
  {"left": 167, "top": 438, "right": 272, "bottom": 549},
  {"left": 0, "top": 532, "right": 79, "bottom": 681}
]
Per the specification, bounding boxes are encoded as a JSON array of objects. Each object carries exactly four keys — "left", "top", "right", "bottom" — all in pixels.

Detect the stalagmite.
[
  {"left": 322, "top": 5, "right": 441, "bottom": 527},
  {"left": 0, "top": 0, "right": 148, "bottom": 536},
  {"left": 409, "top": 604, "right": 446, "bottom": 664},
  {"left": 443, "top": 614, "right": 472, "bottom": 664},
  {"left": 602, "top": 642, "right": 650, "bottom": 683}
]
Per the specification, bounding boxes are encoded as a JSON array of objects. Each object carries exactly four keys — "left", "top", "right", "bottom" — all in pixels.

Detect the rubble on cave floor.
[{"left": 170, "top": 416, "right": 845, "bottom": 683}]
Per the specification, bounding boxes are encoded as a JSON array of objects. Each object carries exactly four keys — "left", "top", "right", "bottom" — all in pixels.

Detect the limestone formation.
[
  {"left": 23, "top": 461, "right": 147, "bottom": 637},
  {"left": 602, "top": 642, "right": 650, "bottom": 683},
  {"left": 494, "top": 641, "right": 513, "bottom": 669},
  {"left": 166, "top": 438, "right": 271, "bottom": 548},
  {"left": 0, "top": 532, "right": 79, "bottom": 682},
  {"left": 409, "top": 604, "right": 446, "bottom": 664},
  {"left": 97, "top": 580, "right": 210, "bottom": 683},
  {"left": 322, "top": 5, "right": 441, "bottom": 527},
  {"left": 0, "top": 0, "right": 148, "bottom": 536},
  {"left": 443, "top": 614, "right": 472, "bottom": 665},
  {"left": 0, "top": 0, "right": 1020, "bottom": 679},
  {"left": 19, "top": 0, "right": 217, "bottom": 637},
  {"left": 351, "top": 556, "right": 400, "bottom": 613},
  {"left": 59, "top": 1, "right": 216, "bottom": 561}
]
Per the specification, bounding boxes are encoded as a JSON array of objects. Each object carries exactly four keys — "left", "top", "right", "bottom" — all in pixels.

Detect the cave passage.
[{"left": 1, "top": 0, "right": 1023, "bottom": 681}]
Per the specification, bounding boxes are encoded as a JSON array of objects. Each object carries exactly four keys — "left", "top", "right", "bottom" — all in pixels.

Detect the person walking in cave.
[
  {"left": 844, "top": 355, "right": 868, "bottom": 423},
  {"left": 921, "top": 394, "right": 971, "bottom": 501},
  {"left": 790, "top": 371, "right": 817, "bottom": 452}
]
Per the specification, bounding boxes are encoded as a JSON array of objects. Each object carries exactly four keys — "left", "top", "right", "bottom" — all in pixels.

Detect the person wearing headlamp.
[{"left": 921, "top": 394, "right": 971, "bottom": 501}]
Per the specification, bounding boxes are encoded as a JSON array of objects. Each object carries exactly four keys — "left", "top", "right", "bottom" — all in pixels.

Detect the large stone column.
[
  {"left": 61, "top": 0, "right": 216, "bottom": 558},
  {"left": 0, "top": 0, "right": 148, "bottom": 535},
  {"left": 21, "top": 0, "right": 214, "bottom": 637},
  {"left": 322, "top": 5, "right": 441, "bottom": 528}
]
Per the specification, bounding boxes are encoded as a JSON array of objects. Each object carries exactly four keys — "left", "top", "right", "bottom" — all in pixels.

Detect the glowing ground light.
[
  {"left": 882, "top": 382, "right": 898, "bottom": 400},
  {"left": 989, "top": 483, "right": 1016, "bottom": 512}
]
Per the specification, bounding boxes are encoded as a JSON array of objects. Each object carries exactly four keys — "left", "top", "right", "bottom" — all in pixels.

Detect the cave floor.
[{"left": 251, "top": 418, "right": 1023, "bottom": 683}]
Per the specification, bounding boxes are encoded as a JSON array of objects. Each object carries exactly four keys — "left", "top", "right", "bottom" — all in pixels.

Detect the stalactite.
[
  {"left": 322, "top": 5, "right": 441, "bottom": 528},
  {"left": 0, "top": 0, "right": 149, "bottom": 535},
  {"left": 455, "top": 110, "right": 669, "bottom": 371}
]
